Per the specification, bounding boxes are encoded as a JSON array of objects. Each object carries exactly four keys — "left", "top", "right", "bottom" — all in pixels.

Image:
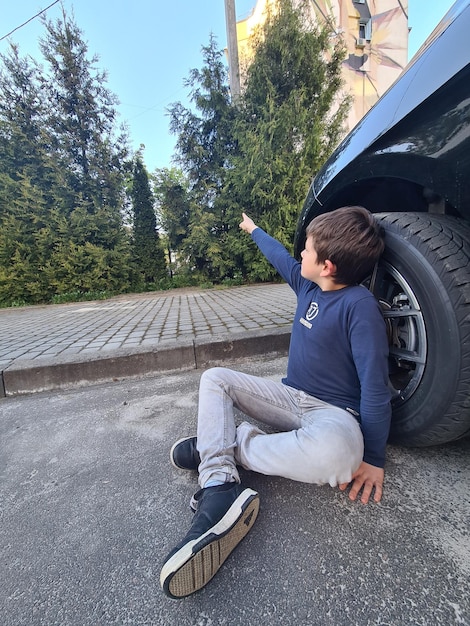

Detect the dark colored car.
[{"left": 294, "top": 0, "right": 470, "bottom": 447}]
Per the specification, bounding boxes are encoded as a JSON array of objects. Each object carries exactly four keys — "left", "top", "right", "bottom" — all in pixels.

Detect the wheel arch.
[{"left": 294, "top": 169, "right": 464, "bottom": 259}]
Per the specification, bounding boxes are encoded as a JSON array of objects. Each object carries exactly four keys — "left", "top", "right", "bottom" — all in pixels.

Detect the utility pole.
[{"left": 224, "top": 0, "right": 241, "bottom": 102}]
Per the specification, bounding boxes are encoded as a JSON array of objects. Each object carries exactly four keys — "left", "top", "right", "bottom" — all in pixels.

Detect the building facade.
[{"left": 235, "top": 0, "right": 409, "bottom": 132}]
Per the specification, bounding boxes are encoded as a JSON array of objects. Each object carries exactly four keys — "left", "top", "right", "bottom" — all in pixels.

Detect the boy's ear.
[{"left": 320, "top": 259, "right": 337, "bottom": 277}]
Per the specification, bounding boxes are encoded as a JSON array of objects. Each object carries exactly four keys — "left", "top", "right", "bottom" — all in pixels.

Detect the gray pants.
[{"left": 196, "top": 367, "right": 364, "bottom": 489}]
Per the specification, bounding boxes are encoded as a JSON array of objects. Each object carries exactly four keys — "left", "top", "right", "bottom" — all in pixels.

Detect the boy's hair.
[{"left": 306, "top": 206, "right": 385, "bottom": 285}]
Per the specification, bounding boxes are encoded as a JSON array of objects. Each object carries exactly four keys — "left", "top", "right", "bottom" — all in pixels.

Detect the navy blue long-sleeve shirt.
[{"left": 252, "top": 227, "right": 391, "bottom": 468}]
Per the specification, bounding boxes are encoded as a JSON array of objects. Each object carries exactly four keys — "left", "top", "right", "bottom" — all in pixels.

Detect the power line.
[{"left": 0, "top": 0, "right": 61, "bottom": 43}]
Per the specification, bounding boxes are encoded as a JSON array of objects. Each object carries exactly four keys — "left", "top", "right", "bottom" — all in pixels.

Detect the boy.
[{"left": 160, "top": 206, "right": 391, "bottom": 599}]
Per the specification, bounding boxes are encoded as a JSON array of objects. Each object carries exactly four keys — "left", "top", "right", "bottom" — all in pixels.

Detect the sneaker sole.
[
  {"left": 170, "top": 437, "right": 198, "bottom": 471},
  {"left": 160, "top": 488, "right": 259, "bottom": 598}
]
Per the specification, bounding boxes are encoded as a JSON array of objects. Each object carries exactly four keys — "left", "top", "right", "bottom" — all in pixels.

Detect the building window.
[{"left": 357, "top": 18, "right": 372, "bottom": 47}]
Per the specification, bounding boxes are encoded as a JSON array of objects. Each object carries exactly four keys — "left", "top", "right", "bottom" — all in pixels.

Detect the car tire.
[{"left": 370, "top": 212, "right": 470, "bottom": 447}]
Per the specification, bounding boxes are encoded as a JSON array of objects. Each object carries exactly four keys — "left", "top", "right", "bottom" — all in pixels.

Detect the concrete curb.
[{"left": 1, "top": 327, "right": 291, "bottom": 396}]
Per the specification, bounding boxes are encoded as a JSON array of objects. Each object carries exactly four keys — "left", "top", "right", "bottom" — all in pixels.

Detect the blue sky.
[{"left": 1, "top": 0, "right": 457, "bottom": 172}]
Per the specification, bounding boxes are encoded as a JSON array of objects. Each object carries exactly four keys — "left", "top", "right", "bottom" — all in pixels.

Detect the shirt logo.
[{"left": 306, "top": 301, "right": 319, "bottom": 321}]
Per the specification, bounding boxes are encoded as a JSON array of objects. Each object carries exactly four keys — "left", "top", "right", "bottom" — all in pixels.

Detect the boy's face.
[{"left": 300, "top": 236, "right": 324, "bottom": 283}]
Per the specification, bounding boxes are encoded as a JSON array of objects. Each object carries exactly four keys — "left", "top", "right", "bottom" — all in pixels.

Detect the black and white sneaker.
[
  {"left": 170, "top": 436, "right": 200, "bottom": 471},
  {"left": 160, "top": 482, "right": 259, "bottom": 599}
]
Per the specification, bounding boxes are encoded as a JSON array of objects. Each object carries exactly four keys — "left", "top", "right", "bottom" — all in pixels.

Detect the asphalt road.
[{"left": 1, "top": 356, "right": 469, "bottom": 626}]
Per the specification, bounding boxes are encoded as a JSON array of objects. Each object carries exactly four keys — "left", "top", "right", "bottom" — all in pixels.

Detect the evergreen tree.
[
  {"left": 153, "top": 167, "right": 191, "bottom": 278},
  {"left": 0, "top": 171, "right": 52, "bottom": 305},
  {"left": 0, "top": 10, "right": 133, "bottom": 304},
  {"left": 39, "top": 9, "right": 128, "bottom": 211},
  {"left": 0, "top": 45, "right": 50, "bottom": 190},
  {"left": 227, "top": 0, "right": 350, "bottom": 281},
  {"left": 131, "top": 156, "right": 166, "bottom": 286},
  {"left": 38, "top": 9, "right": 132, "bottom": 297},
  {"left": 168, "top": 34, "right": 238, "bottom": 282},
  {"left": 0, "top": 44, "right": 59, "bottom": 305},
  {"left": 167, "top": 2, "right": 349, "bottom": 285}
]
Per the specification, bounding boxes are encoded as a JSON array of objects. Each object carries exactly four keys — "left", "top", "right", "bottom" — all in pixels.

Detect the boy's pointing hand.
[{"left": 239, "top": 213, "right": 258, "bottom": 234}]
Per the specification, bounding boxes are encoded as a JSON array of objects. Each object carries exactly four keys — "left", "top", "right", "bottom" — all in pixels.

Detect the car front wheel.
[{"left": 368, "top": 212, "right": 470, "bottom": 446}]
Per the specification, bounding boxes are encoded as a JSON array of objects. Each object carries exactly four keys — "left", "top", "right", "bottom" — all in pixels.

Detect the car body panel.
[{"left": 295, "top": 0, "right": 470, "bottom": 255}]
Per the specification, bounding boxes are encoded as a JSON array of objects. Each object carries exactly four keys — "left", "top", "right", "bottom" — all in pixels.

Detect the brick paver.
[{"left": 0, "top": 284, "right": 296, "bottom": 371}]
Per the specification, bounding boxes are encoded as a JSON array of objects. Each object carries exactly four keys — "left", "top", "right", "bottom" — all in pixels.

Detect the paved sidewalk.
[{"left": 0, "top": 283, "right": 296, "bottom": 397}]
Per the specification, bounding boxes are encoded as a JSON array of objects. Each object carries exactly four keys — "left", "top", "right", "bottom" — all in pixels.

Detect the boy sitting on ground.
[{"left": 160, "top": 206, "right": 391, "bottom": 599}]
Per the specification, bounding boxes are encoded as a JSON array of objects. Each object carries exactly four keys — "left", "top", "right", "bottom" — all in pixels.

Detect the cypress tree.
[
  {"left": 131, "top": 156, "right": 166, "bottom": 286},
  {"left": 38, "top": 9, "right": 132, "bottom": 297},
  {"left": 0, "top": 45, "right": 58, "bottom": 304},
  {"left": 0, "top": 10, "right": 133, "bottom": 304},
  {"left": 168, "top": 34, "right": 237, "bottom": 282},
  {"left": 227, "top": 0, "right": 350, "bottom": 281},
  {"left": 153, "top": 167, "right": 191, "bottom": 279}
]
